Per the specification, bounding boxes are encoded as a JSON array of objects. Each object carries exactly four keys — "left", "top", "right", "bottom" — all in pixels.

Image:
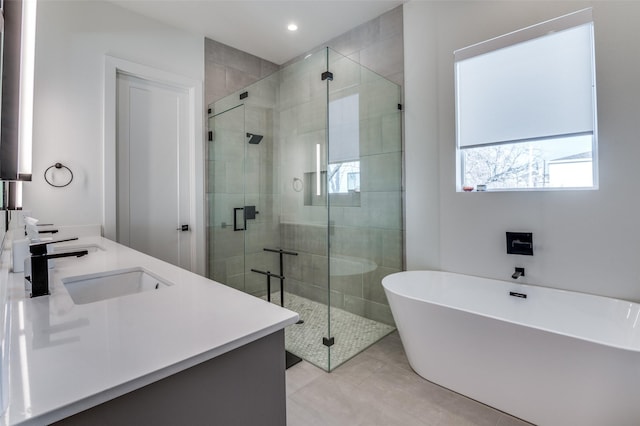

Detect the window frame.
[{"left": 454, "top": 8, "right": 599, "bottom": 192}]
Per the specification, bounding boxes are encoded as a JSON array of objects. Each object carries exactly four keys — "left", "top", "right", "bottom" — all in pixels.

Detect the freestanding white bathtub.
[{"left": 382, "top": 271, "right": 640, "bottom": 426}]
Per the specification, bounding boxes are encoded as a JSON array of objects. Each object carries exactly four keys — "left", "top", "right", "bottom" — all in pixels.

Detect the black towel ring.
[{"left": 44, "top": 163, "right": 74, "bottom": 188}]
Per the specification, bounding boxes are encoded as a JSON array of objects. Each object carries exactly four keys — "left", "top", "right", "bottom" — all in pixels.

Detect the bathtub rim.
[{"left": 382, "top": 270, "right": 640, "bottom": 353}]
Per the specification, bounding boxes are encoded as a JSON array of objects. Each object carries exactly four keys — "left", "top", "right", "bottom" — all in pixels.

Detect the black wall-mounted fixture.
[
  {"left": 44, "top": 163, "right": 74, "bottom": 187},
  {"left": 506, "top": 232, "right": 533, "bottom": 255},
  {"left": 246, "top": 133, "right": 263, "bottom": 145}
]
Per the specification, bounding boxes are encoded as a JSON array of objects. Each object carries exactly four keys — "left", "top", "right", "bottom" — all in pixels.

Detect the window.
[
  {"left": 328, "top": 94, "right": 360, "bottom": 194},
  {"left": 455, "top": 8, "right": 598, "bottom": 191},
  {"left": 328, "top": 161, "right": 360, "bottom": 193}
]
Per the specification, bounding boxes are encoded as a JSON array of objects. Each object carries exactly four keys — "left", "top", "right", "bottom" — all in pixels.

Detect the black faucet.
[{"left": 25, "top": 238, "right": 89, "bottom": 298}]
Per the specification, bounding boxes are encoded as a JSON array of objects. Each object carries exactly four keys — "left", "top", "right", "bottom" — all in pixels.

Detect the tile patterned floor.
[
  {"left": 286, "top": 332, "right": 533, "bottom": 426},
  {"left": 266, "top": 292, "right": 395, "bottom": 370}
]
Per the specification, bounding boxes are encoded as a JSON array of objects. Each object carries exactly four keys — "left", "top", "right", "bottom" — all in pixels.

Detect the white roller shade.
[{"left": 455, "top": 9, "right": 595, "bottom": 148}]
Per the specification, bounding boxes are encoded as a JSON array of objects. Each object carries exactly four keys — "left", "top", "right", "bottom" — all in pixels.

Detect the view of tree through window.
[
  {"left": 462, "top": 135, "right": 593, "bottom": 189},
  {"left": 328, "top": 161, "right": 360, "bottom": 193}
]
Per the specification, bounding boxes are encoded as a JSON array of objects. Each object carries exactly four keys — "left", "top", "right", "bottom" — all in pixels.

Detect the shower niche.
[
  {"left": 302, "top": 171, "right": 361, "bottom": 207},
  {"left": 206, "top": 47, "right": 403, "bottom": 371},
  {"left": 303, "top": 171, "right": 326, "bottom": 206}
]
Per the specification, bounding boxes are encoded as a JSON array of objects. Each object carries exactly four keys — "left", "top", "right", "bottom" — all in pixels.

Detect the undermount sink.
[
  {"left": 52, "top": 243, "right": 105, "bottom": 254},
  {"left": 62, "top": 267, "right": 173, "bottom": 305}
]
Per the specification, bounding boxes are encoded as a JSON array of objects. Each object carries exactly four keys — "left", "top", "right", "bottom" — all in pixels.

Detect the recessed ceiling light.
[{"left": 287, "top": 23, "right": 298, "bottom": 32}]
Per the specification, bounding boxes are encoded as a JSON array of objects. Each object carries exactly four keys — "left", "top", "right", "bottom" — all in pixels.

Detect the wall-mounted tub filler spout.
[{"left": 512, "top": 267, "right": 525, "bottom": 280}]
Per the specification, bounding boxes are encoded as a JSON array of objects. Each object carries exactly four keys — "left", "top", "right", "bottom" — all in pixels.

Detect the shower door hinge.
[
  {"left": 321, "top": 71, "right": 333, "bottom": 81},
  {"left": 323, "top": 337, "right": 335, "bottom": 347},
  {"left": 239, "top": 91, "right": 248, "bottom": 100},
  {"left": 208, "top": 131, "right": 213, "bottom": 141},
  {"left": 398, "top": 103, "right": 403, "bottom": 110}
]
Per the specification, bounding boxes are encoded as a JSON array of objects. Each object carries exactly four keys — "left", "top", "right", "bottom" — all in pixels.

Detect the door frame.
[{"left": 104, "top": 56, "right": 205, "bottom": 275}]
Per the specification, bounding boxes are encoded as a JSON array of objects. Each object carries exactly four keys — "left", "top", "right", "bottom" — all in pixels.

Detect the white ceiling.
[{"left": 108, "top": 0, "right": 405, "bottom": 65}]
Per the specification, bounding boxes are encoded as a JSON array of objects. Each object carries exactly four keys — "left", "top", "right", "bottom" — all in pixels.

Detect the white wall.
[
  {"left": 403, "top": 1, "right": 440, "bottom": 271},
  {"left": 405, "top": 1, "right": 640, "bottom": 302},
  {"left": 26, "top": 1, "right": 204, "bottom": 228}
]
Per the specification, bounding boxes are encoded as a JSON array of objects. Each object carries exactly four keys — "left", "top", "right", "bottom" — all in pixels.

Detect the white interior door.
[{"left": 116, "top": 72, "right": 191, "bottom": 269}]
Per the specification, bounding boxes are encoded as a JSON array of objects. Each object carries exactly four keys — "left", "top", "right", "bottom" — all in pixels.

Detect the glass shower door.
[
  {"left": 242, "top": 103, "right": 280, "bottom": 301},
  {"left": 208, "top": 105, "right": 247, "bottom": 290},
  {"left": 209, "top": 103, "right": 279, "bottom": 297}
]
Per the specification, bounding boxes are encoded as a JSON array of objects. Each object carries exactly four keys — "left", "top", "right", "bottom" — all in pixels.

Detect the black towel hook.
[{"left": 44, "top": 162, "right": 74, "bottom": 188}]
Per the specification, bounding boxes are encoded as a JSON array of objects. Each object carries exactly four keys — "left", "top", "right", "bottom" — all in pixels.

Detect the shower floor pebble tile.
[
  {"left": 265, "top": 292, "right": 395, "bottom": 370},
  {"left": 286, "top": 332, "right": 533, "bottom": 426}
]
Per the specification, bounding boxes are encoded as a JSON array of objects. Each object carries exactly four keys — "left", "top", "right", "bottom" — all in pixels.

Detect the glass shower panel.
[
  {"left": 326, "top": 48, "right": 402, "bottom": 370},
  {"left": 277, "top": 48, "right": 331, "bottom": 370},
  {"left": 207, "top": 47, "right": 402, "bottom": 372},
  {"left": 208, "top": 105, "right": 246, "bottom": 291},
  {"left": 243, "top": 98, "right": 281, "bottom": 299},
  {"left": 209, "top": 73, "right": 281, "bottom": 297}
]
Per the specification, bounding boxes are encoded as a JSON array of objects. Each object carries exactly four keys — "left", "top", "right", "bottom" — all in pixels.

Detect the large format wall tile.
[{"left": 206, "top": 6, "right": 404, "bottom": 326}]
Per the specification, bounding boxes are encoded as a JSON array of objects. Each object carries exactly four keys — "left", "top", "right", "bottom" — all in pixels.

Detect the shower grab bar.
[{"left": 250, "top": 269, "right": 284, "bottom": 303}]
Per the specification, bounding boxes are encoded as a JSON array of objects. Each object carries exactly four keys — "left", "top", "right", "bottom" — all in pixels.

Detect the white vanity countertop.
[{"left": 0, "top": 236, "right": 299, "bottom": 425}]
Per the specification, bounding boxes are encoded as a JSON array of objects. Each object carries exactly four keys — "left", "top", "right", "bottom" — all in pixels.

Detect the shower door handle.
[
  {"left": 233, "top": 208, "right": 245, "bottom": 231},
  {"left": 233, "top": 206, "right": 259, "bottom": 231}
]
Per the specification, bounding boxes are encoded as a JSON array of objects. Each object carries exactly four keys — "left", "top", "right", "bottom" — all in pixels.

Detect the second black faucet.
[{"left": 25, "top": 238, "right": 89, "bottom": 297}]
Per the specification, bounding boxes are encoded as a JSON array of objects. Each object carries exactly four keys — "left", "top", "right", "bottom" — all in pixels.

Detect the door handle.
[
  {"left": 233, "top": 206, "right": 259, "bottom": 231},
  {"left": 177, "top": 224, "right": 190, "bottom": 231}
]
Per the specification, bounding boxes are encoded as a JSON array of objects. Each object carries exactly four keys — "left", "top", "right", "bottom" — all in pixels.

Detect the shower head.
[{"left": 246, "top": 133, "right": 263, "bottom": 144}]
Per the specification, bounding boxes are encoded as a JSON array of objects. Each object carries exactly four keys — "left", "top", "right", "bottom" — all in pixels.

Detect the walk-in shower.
[{"left": 206, "top": 47, "right": 403, "bottom": 371}]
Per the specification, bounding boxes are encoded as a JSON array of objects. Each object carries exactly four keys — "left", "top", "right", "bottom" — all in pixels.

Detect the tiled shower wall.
[
  {"left": 279, "top": 7, "right": 404, "bottom": 326},
  {"left": 208, "top": 92, "right": 282, "bottom": 296},
  {"left": 279, "top": 49, "right": 402, "bottom": 326},
  {"left": 205, "top": 38, "right": 279, "bottom": 107},
  {"left": 283, "top": 6, "right": 404, "bottom": 90},
  {"left": 205, "top": 39, "right": 280, "bottom": 289},
  {"left": 205, "top": 6, "right": 404, "bottom": 325}
]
